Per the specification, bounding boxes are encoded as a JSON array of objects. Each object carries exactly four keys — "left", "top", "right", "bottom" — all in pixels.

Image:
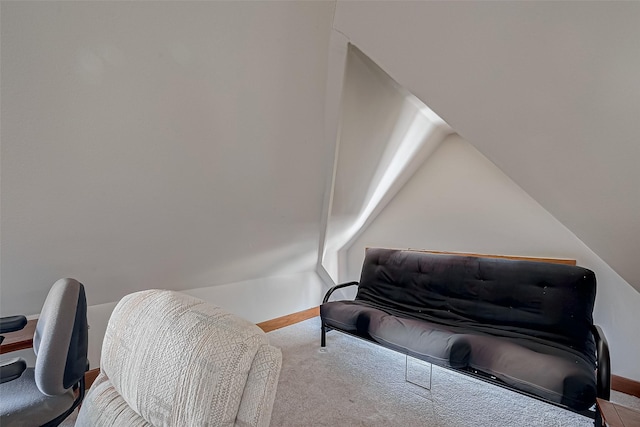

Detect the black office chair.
[{"left": 0, "top": 278, "right": 89, "bottom": 427}]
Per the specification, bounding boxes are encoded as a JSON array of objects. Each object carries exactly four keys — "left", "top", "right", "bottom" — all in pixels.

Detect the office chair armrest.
[
  {"left": 0, "top": 315, "right": 28, "bottom": 335},
  {"left": 0, "top": 357, "right": 27, "bottom": 384},
  {"left": 0, "top": 315, "right": 28, "bottom": 345}
]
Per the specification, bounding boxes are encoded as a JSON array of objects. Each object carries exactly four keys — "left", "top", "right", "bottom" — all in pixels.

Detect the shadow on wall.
[{"left": 321, "top": 45, "right": 452, "bottom": 283}]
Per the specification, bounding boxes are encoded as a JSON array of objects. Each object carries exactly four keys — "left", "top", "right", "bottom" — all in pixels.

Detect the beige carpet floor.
[
  {"left": 267, "top": 317, "right": 640, "bottom": 427},
  {"left": 62, "top": 316, "right": 640, "bottom": 426}
]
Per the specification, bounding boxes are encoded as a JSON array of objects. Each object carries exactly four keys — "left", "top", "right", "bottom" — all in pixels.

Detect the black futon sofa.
[{"left": 320, "top": 248, "right": 610, "bottom": 417}]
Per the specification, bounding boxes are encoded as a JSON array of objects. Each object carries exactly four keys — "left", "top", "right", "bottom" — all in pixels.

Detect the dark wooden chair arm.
[
  {"left": 322, "top": 281, "right": 359, "bottom": 304},
  {"left": 592, "top": 324, "right": 611, "bottom": 400}
]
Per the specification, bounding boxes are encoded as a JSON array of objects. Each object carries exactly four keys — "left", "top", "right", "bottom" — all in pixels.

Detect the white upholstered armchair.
[{"left": 76, "top": 289, "right": 282, "bottom": 427}]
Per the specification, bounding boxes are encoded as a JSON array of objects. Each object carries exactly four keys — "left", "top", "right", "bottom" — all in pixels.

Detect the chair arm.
[
  {"left": 591, "top": 324, "right": 611, "bottom": 400},
  {"left": 0, "top": 315, "right": 28, "bottom": 335},
  {"left": 0, "top": 357, "right": 27, "bottom": 384},
  {"left": 0, "top": 315, "right": 28, "bottom": 346},
  {"left": 322, "top": 281, "right": 359, "bottom": 304}
]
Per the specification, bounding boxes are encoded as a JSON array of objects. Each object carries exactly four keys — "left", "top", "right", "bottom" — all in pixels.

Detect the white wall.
[
  {"left": 1, "top": 2, "right": 335, "bottom": 315},
  {"left": 344, "top": 135, "right": 640, "bottom": 381},
  {"left": 321, "top": 45, "right": 450, "bottom": 282},
  {"left": 10, "top": 272, "right": 325, "bottom": 369},
  {"left": 333, "top": 1, "right": 640, "bottom": 293},
  {"left": 90, "top": 272, "right": 325, "bottom": 368},
  {"left": 323, "top": 44, "right": 417, "bottom": 280}
]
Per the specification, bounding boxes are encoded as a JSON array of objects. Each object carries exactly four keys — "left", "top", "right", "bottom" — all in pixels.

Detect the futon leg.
[{"left": 594, "top": 409, "right": 602, "bottom": 427}]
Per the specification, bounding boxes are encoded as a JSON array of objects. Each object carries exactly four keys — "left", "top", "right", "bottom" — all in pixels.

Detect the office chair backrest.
[{"left": 33, "top": 278, "right": 88, "bottom": 396}]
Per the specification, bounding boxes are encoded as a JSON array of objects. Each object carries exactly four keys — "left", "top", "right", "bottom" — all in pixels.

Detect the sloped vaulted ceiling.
[{"left": 333, "top": 1, "right": 640, "bottom": 292}]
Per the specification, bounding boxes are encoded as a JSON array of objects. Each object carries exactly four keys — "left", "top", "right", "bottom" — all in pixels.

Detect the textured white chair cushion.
[
  {"left": 236, "top": 344, "right": 282, "bottom": 427},
  {"left": 77, "top": 290, "right": 281, "bottom": 427},
  {"left": 76, "top": 373, "right": 151, "bottom": 427}
]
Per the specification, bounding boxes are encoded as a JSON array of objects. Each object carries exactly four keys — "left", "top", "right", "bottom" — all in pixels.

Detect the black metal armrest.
[
  {"left": 322, "top": 281, "right": 359, "bottom": 304},
  {"left": 321, "top": 281, "right": 359, "bottom": 348},
  {"left": 591, "top": 324, "right": 611, "bottom": 400},
  {"left": 0, "top": 357, "right": 27, "bottom": 384}
]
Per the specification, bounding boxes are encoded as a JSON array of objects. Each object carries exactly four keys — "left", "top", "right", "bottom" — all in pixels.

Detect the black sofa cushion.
[
  {"left": 460, "top": 333, "right": 596, "bottom": 410},
  {"left": 322, "top": 300, "right": 596, "bottom": 410},
  {"left": 321, "top": 302, "right": 471, "bottom": 368},
  {"left": 355, "top": 248, "right": 597, "bottom": 366}
]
